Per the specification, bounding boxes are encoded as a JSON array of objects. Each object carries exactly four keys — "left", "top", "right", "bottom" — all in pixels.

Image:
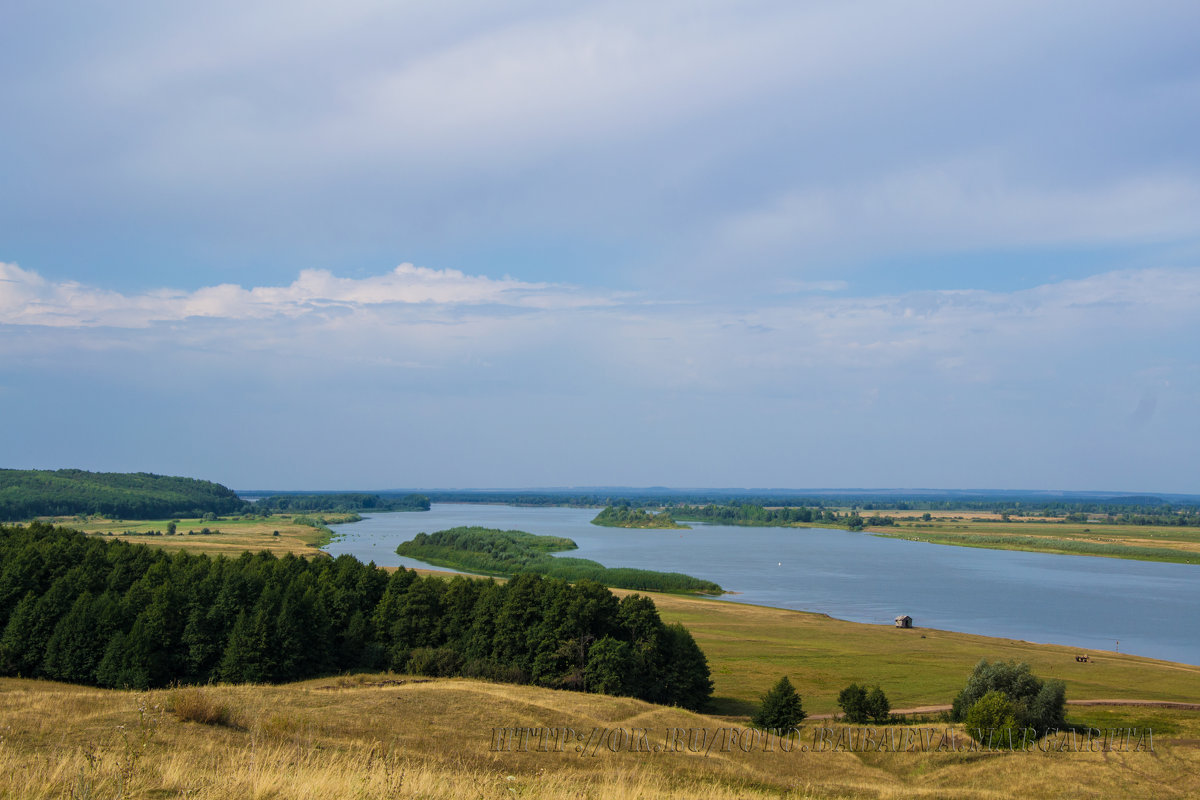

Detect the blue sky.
[{"left": 2, "top": 1, "right": 1198, "bottom": 492}]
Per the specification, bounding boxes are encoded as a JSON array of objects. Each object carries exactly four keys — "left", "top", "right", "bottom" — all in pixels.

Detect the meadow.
[
  {"left": 857, "top": 510, "right": 1200, "bottom": 564},
  {"left": 638, "top": 592, "right": 1200, "bottom": 718},
  {"left": 44, "top": 513, "right": 345, "bottom": 557}
]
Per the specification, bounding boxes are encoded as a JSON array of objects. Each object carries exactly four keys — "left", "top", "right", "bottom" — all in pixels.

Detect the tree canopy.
[
  {"left": 0, "top": 469, "right": 247, "bottom": 521},
  {"left": 950, "top": 659, "right": 1066, "bottom": 735},
  {"left": 0, "top": 522, "right": 712, "bottom": 710}
]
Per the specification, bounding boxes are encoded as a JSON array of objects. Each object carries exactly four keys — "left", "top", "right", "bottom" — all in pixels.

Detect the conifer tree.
[{"left": 752, "top": 675, "right": 806, "bottom": 729}]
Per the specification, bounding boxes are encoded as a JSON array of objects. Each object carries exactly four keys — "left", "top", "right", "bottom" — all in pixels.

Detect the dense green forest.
[
  {"left": 396, "top": 526, "right": 723, "bottom": 595},
  {"left": 673, "top": 503, "right": 895, "bottom": 531},
  {"left": 254, "top": 493, "right": 430, "bottom": 513},
  {"left": 0, "top": 523, "right": 712, "bottom": 710},
  {"left": 0, "top": 469, "right": 247, "bottom": 521},
  {"left": 591, "top": 506, "right": 688, "bottom": 528}
]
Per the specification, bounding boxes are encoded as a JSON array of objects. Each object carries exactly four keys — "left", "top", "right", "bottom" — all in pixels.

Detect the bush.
[
  {"left": 950, "top": 659, "right": 1066, "bottom": 735},
  {"left": 405, "top": 646, "right": 463, "bottom": 678},
  {"left": 865, "top": 685, "right": 890, "bottom": 724},
  {"left": 837, "top": 683, "right": 869, "bottom": 724},
  {"left": 170, "top": 688, "right": 235, "bottom": 727},
  {"left": 963, "top": 690, "right": 1025, "bottom": 745},
  {"left": 752, "top": 675, "right": 806, "bottom": 729}
]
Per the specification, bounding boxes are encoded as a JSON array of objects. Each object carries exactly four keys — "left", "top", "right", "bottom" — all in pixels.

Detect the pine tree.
[{"left": 752, "top": 675, "right": 806, "bottom": 729}]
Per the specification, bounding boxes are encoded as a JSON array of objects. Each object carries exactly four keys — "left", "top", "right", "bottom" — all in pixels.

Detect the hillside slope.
[
  {"left": 1, "top": 676, "right": 1196, "bottom": 799},
  {"left": 0, "top": 468, "right": 246, "bottom": 520}
]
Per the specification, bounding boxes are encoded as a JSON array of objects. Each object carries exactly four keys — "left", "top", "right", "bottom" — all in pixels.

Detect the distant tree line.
[
  {"left": 673, "top": 503, "right": 895, "bottom": 531},
  {"left": 0, "top": 469, "right": 246, "bottom": 521},
  {"left": 255, "top": 493, "right": 430, "bottom": 513},
  {"left": 396, "top": 526, "right": 723, "bottom": 594},
  {"left": 424, "top": 490, "right": 1199, "bottom": 523},
  {"left": 0, "top": 523, "right": 712, "bottom": 709}
]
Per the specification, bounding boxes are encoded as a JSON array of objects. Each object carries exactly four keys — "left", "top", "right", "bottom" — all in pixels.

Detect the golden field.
[{"left": 1, "top": 675, "right": 1197, "bottom": 800}]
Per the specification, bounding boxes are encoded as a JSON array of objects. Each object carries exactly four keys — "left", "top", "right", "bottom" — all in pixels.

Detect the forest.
[
  {"left": 0, "top": 469, "right": 246, "bottom": 521},
  {"left": 254, "top": 493, "right": 430, "bottom": 513},
  {"left": 396, "top": 526, "right": 723, "bottom": 594},
  {"left": 0, "top": 522, "right": 712, "bottom": 710}
]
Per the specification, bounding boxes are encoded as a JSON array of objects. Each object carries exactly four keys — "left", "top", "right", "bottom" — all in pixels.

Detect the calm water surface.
[{"left": 326, "top": 504, "right": 1200, "bottom": 665}]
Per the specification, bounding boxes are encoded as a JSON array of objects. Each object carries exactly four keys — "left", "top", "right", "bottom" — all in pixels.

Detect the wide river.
[{"left": 325, "top": 504, "right": 1200, "bottom": 666}]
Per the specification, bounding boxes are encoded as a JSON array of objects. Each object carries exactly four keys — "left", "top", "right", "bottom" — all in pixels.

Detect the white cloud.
[
  {"left": 3, "top": 261, "right": 1198, "bottom": 412},
  {"left": 0, "top": 262, "right": 606, "bottom": 328}
]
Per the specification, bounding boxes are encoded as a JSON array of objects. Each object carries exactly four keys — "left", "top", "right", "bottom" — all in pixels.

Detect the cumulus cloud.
[{"left": 0, "top": 262, "right": 606, "bottom": 328}]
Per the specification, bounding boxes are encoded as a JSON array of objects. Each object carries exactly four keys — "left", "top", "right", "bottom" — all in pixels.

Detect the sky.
[{"left": 2, "top": 0, "right": 1198, "bottom": 492}]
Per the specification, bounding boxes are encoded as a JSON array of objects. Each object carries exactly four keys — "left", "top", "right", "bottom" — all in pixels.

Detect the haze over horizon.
[{"left": 2, "top": 2, "right": 1198, "bottom": 493}]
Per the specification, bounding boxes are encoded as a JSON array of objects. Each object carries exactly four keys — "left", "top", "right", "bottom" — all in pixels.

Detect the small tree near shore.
[{"left": 752, "top": 676, "right": 806, "bottom": 729}]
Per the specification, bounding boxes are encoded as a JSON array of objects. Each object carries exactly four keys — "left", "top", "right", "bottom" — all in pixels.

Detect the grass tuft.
[{"left": 169, "top": 688, "right": 237, "bottom": 727}]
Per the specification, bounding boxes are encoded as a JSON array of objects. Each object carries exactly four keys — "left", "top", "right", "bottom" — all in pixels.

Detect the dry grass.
[
  {"left": 0, "top": 676, "right": 1196, "bottom": 799},
  {"left": 47, "top": 514, "right": 328, "bottom": 557},
  {"left": 168, "top": 687, "right": 237, "bottom": 727}
]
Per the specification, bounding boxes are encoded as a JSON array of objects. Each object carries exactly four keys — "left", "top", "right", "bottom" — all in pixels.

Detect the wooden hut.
[{"left": 894, "top": 615, "right": 912, "bottom": 628}]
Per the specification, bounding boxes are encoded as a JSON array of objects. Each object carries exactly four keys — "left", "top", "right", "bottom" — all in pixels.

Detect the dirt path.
[{"left": 808, "top": 699, "right": 1200, "bottom": 720}]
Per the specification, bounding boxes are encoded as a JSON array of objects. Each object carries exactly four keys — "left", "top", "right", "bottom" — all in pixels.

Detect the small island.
[
  {"left": 396, "top": 525, "right": 721, "bottom": 594},
  {"left": 590, "top": 505, "right": 690, "bottom": 529}
]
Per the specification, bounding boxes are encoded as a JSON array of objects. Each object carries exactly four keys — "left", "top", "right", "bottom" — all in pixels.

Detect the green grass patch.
[
  {"left": 878, "top": 531, "right": 1200, "bottom": 563},
  {"left": 640, "top": 592, "right": 1200, "bottom": 716}
]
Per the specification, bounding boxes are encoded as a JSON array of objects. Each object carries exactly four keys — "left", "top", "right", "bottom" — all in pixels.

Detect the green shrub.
[
  {"left": 950, "top": 659, "right": 1066, "bottom": 735},
  {"left": 837, "top": 683, "right": 869, "bottom": 723}
]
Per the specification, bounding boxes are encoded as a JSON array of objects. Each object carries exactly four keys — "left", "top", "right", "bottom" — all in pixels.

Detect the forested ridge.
[
  {"left": 254, "top": 493, "right": 430, "bottom": 513},
  {"left": 0, "top": 523, "right": 712, "bottom": 709},
  {"left": 0, "top": 469, "right": 246, "bottom": 521},
  {"left": 396, "top": 526, "right": 723, "bottom": 595}
]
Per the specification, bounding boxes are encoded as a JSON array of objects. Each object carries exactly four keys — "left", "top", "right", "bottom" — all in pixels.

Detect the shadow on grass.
[{"left": 706, "top": 696, "right": 758, "bottom": 717}]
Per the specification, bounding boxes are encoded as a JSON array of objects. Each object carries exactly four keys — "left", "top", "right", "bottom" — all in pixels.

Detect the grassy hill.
[{"left": 1, "top": 675, "right": 1197, "bottom": 799}]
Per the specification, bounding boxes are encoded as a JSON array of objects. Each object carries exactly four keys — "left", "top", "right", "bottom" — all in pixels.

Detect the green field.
[
  {"left": 635, "top": 591, "right": 1200, "bottom": 718},
  {"left": 869, "top": 514, "right": 1200, "bottom": 564}
]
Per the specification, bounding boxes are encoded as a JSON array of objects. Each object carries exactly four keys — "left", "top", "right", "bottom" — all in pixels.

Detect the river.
[{"left": 324, "top": 503, "right": 1200, "bottom": 666}]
